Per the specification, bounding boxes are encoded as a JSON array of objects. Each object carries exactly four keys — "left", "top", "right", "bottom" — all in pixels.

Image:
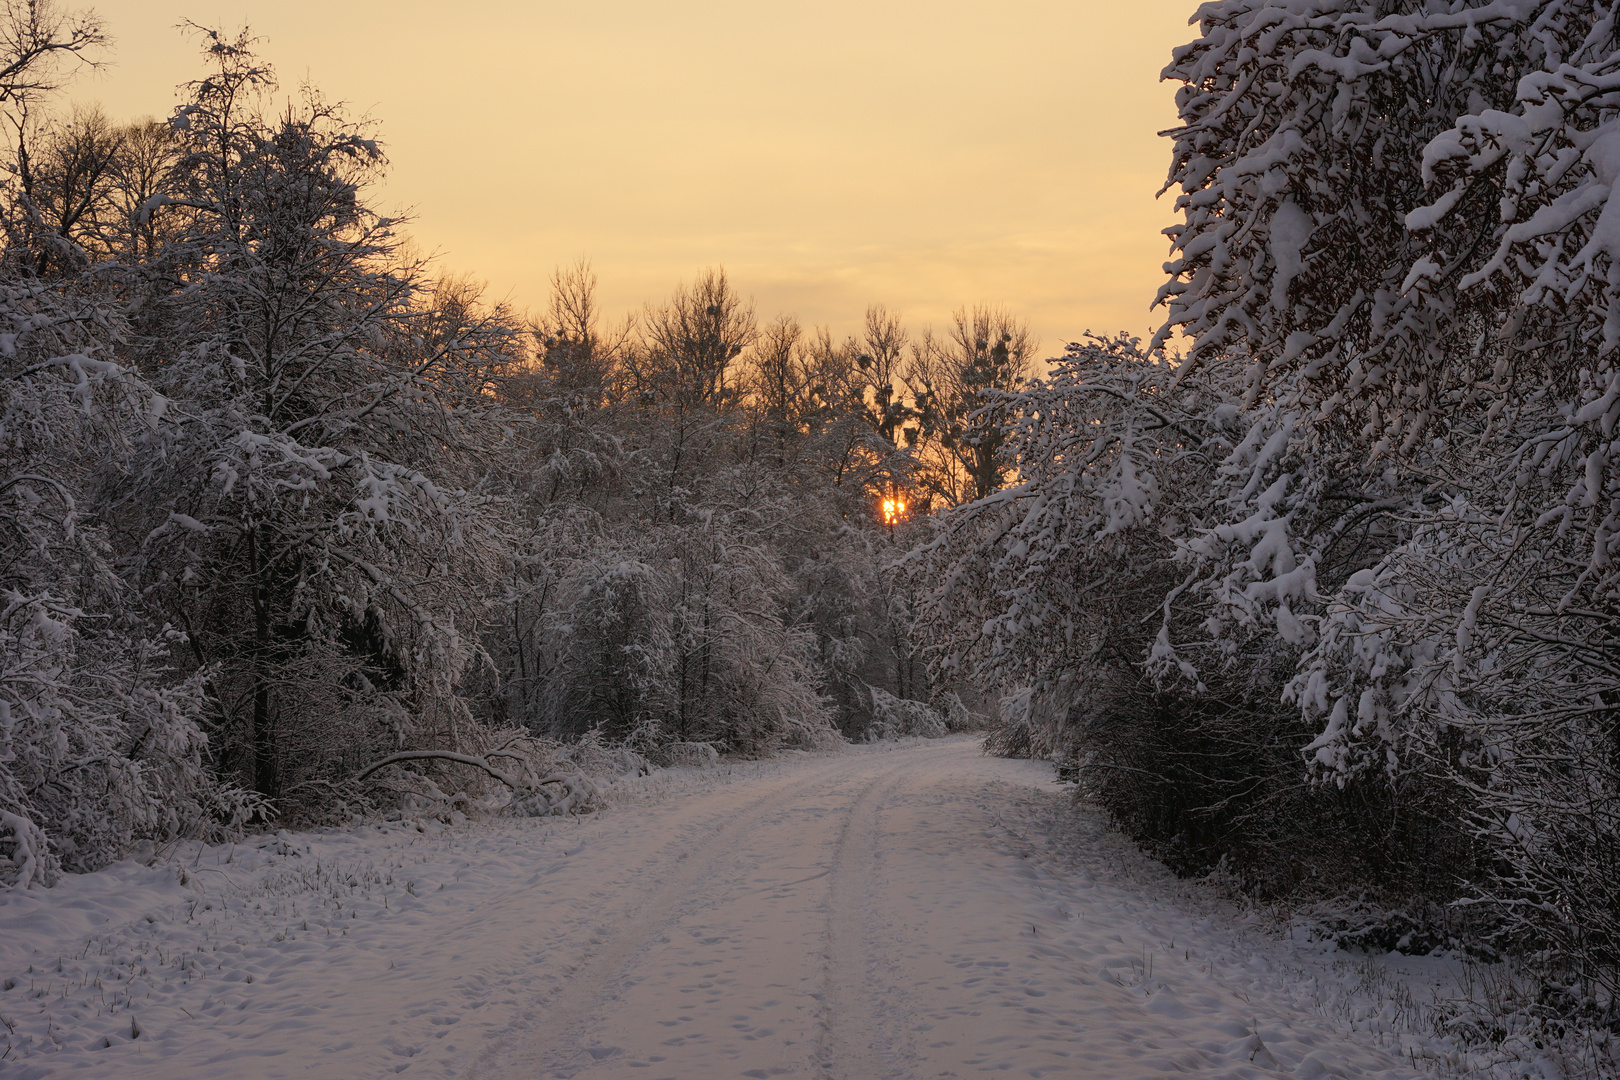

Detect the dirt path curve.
[{"left": 466, "top": 739, "right": 1425, "bottom": 1080}]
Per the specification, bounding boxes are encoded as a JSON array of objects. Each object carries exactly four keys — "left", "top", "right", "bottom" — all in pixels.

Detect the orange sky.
[{"left": 71, "top": 2, "right": 1193, "bottom": 356}]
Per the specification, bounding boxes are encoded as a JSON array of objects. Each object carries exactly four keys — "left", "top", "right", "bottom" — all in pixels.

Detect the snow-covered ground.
[{"left": 0, "top": 738, "right": 1533, "bottom": 1079}]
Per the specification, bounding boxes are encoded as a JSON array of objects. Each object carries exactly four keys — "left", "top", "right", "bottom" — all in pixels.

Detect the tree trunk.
[{"left": 247, "top": 523, "right": 276, "bottom": 798}]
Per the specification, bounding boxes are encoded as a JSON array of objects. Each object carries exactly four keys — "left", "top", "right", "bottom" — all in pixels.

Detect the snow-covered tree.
[
  {"left": 1159, "top": 0, "right": 1620, "bottom": 980},
  {"left": 915, "top": 4, "right": 1620, "bottom": 920},
  {"left": 891, "top": 0, "right": 1617, "bottom": 979},
  {"left": 0, "top": 4, "right": 263, "bottom": 889},
  {"left": 113, "top": 29, "right": 513, "bottom": 803}
]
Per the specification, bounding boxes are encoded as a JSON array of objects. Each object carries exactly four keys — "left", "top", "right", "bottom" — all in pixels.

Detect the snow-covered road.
[{"left": 1, "top": 738, "right": 1441, "bottom": 1079}]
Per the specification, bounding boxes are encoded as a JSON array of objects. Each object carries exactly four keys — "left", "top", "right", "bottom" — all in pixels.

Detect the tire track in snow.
[
  {"left": 816, "top": 757, "right": 911, "bottom": 1080},
  {"left": 468, "top": 753, "right": 878, "bottom": 1079},
  {"left": 464, "top": 738, "right": 1434, "bottom": 1080}
]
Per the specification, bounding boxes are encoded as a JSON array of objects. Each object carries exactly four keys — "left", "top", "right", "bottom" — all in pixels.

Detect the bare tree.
[
  {"left": 0, "top": 0, "right": 102, "bottom": 107},
  {"left": 907, "top": 304, "right": 1035, "bottom": 502},
  {"left": 106, "top": 116, "right": 183, "bottom": 263},
  {"left": 630, "top": 267, "right": 756, "bottom": 410},
  {"left": 845, "top": 303, "right": 914, "bottom": 449},
  {"left": 14, "top": 103, "right": 121, "bottom": 271},
  {"left": 0, "top": 1, "right": 106, "bottom": 272},
  {"left": 531, "top": 259, "right": 627, "bottom": 399},
  {"left": 750, "top": 313, "right": 809, "bottom": 455}
]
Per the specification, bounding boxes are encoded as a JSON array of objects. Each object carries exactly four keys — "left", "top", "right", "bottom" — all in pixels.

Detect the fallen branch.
[
  {"left": 354, "top": 750, "right": 522, "bottom": 788},
  {"left": 353, "top": 750, "right": 600, "bottom": 817}
]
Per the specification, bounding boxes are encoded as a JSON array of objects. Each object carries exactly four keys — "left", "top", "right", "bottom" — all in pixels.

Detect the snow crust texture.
[{"left": 1, "top": 740, "right": 1440, "bottom": 1078}]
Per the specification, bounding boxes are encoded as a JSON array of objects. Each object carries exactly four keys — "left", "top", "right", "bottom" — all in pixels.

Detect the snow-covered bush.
[
  {"left": 0, "top": 282, "right": 255, "bottom": 886},
  {"left": 661, "top": 518, "right": 839, "bottom": 755},
  {"left": 937, "top": 691, "right": 983, "bottom": 732},
  {"left": 909, "top": 333, "right": 1470, "bottom": 893},
  {"left": 546, "top": 556, "right": 676, "bottom": 744},
  {"left": 553, "top": 726, "right": 652, "bottom": 779},
  {"left": 790, "top": 523, "right": 928, "bottom": 743},
  {"left": 352, "top": 731, "right": 607, "bottom": 821},
  {"left": 497, "top": 510, "right": 839, "bottom": 757},
  {"left": 865, "top": 686, "right": 946, "bottom": 740},
  {"left": 659, "top": 741, "right": 720, "bottom": 769}
]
